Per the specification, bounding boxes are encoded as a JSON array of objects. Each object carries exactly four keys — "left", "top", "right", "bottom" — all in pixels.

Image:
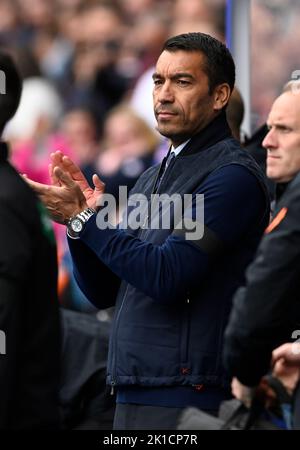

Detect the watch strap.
[{"left": 67, "top": 207, "right": 96, "bottom": 239}]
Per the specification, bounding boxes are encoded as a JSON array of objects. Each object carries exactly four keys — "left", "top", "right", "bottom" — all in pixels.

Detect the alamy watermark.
[
  {"left": 0, "top": 70, "right": 6, "bottom": 94},
  {"left": 290, "top": 70, "right": 300, "bottom": 95},
  {"left": 0, "top": 329, "right": 6, "bottom": 355},
  {"left": 95, "top": 186, "right": 205, "bottom": 241},
  {"left": 291, "top": 330, "right": 300, "bottom": 355}
]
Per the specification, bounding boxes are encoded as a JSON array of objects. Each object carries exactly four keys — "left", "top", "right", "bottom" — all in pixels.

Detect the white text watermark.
[
  {"left": 95, "top": 187, "right": 205, "bottom": 241},
  {"left": 0, "top": 70, "right": 6, "bottom": 94},
  {"left": 291, "top": 330, "right": 300, "bottom": 355},
  {"left": 0, "top": 330, "right": 6, "bottom": 355}
]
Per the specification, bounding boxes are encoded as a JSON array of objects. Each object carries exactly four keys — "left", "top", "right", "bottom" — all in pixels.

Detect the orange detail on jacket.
[{"left": 265, "top": 207, "right": 288, "bottom": 234}]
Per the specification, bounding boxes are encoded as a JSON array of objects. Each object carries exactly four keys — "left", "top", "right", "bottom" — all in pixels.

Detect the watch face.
[{"left": 71, "top": 218, "right": 83, "bottom": 233}]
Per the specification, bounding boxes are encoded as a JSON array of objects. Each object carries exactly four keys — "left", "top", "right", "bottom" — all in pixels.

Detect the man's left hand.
[{"left": 24, "top": 166, "right": 88, "bottom": 224}]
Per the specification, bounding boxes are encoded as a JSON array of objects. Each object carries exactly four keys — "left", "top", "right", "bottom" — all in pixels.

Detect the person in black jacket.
[
  {"left": 25, "top": 33, "right": 269, "bottom": 429},
  {"left": 0, "top": 52, "right": 60, "bottom": 429},
  {"left": 223, "top": 81, "right": 300, "bottom": 427}
]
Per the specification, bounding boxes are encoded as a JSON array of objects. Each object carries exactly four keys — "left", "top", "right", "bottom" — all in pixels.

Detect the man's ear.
[{"left": 213, "top": 83, "right": 231, "bottom": 111}]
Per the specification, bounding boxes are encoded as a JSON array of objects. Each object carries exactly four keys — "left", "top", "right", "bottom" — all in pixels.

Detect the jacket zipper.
[
  {"left": 110, "top": 156, "right": 175, "bottom": 393},
  {"left": 110, "top": 283, "right": 130, "bottom": 395},
  {"left": 181, "top": 295, "right": 191, "bottom": 364}
]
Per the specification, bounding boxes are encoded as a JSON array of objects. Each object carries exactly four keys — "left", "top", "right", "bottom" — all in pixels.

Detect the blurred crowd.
[
  {"left": 251, "top": 0, "right": 300, "bottom": 129},
  {"left": 0, "top": 0, "right": 299, "bottom": 310}
]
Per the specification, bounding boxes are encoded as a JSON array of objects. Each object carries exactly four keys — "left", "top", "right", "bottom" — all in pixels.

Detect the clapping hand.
[
  {"left": 49, "top": 151, "right": 105, "bottom": 210},
  {"left": 24, "top": 151, "right": 105, "bottom": 224},
  {"left": 24, "top": 166, "right": 88, "bottom": 224}
]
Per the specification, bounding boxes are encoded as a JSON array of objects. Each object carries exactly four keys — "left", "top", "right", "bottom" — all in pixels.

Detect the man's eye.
[
  {"left": 278, "top": 127, "right": 291, "bottom": 133},
  {"left": 177, "top": 80, "right": 190, "bottom": 85},
  {"left": 153, "top": 79, "right": 163, "bottom": 86}
]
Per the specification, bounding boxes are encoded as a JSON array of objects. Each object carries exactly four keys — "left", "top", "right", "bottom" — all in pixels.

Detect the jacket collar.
[
  {"left": 180, "top": 110, "right": 232, "bottom": 157},
  {"left": 0, "top": 141, "right": 9, "bottom": 162},
  {"left": 276, "top": 171, "right": 300, "bottom": 205}
]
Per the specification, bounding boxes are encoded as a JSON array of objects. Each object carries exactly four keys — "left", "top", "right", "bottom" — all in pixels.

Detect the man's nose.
[
  {"left": 157, "top": 81, "right": 175, "bottom": 103},
  {"left": 262, "top": 128, "right": 276, "bottom": 150}
]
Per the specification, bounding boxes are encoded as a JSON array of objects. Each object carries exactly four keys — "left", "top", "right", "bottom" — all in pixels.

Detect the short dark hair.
[
  {"left": 162, "top": 32, "right": 235, "bottom": 95},
  {"left": 0, "top": 51, "right": 22, "bottom": 135}
]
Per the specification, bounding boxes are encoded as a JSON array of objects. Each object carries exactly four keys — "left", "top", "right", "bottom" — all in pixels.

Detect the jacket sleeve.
[
  {"left": 68, "top": 237, "right": 121, "bottom": 309},
  {"left": 0, "top": 201, "right": 32, "bottom": 427},
  {"left": 223, "top": 183, "right": 300, "bottom": 386},
  {"left": 71, "top": 165, "right": 267, "bottom": 305}
]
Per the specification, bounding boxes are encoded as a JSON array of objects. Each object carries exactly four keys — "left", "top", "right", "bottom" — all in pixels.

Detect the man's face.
[
  {"left": 153, "top": 50, "right": 219, "bottom": 146},
  {"left": 263, "top": 92, "right": 300, "bottom": 183}
]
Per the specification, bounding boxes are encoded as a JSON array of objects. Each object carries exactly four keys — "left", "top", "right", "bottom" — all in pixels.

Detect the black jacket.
[
  {"left": 0, "top": 143, "right": 60, "bottom": 429},
  {"left": 223, "top": 172, "right": 300, "bottom": 386}
]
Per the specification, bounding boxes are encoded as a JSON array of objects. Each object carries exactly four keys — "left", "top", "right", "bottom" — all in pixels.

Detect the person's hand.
[
  {"left": 272, "top": 343, "right": 300, "bottom": 395},
  {"left": 231, "top": 377, "right": 256, "bottom": 408},
  {"left": 49, "top": 151, "right": 105, "bottom": 210},
  {"left": 24, "top": 166, "right": 88, "bottom": 224},
  {"left": 255, "top": 377, "right": 277, "bottom": 409}
]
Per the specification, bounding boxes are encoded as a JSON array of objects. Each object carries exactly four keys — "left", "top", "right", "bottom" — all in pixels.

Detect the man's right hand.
[
  {"left": 49, "top": 151, "right": 105, "bottom": 210},
  {"left": 272, "top": 343, "right": 300, "bottom": 395}
]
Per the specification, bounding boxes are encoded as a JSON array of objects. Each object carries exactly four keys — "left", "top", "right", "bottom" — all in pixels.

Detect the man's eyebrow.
[
  {"left": 267, "top": 121, "right": 293, "bottom": 130},
  {"left": 171, "top": 73, "right": 194, "bottom": 80},
  {"left": 152, "top": 72, "right": 194, "bottom": 80},
  {"left": 152, "top": 72, "right": 161, "bottom": 80}
]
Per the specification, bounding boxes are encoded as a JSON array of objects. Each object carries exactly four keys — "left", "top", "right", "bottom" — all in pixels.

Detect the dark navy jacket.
[{"left": 68, "top": 113, "right": 270, "bottom": 408}]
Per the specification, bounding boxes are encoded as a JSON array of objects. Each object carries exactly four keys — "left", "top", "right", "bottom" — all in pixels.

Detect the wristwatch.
[{"left": 67, "top": 207, "right": 96, "bottom": 239}]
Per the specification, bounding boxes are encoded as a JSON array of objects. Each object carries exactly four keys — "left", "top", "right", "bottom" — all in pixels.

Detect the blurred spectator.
[
  {"left": 173, "top": 0, "right": 214, "bottom": 23},
  {"left": 226, "top": 87, "right": 244, "bottom": 142},
  {"left": 5, "top": 76, "right": 62, "bottom": 141},
  {"left": 118, "top": 11, "right": 171, "bottom": 81},
  {"left": 117, "top": 0, "right": 165, "bottom": 23},
  {"left": 244, "top": 124, "right": 276, "bottom": 202},
  {"left": 60, "top": 107, "right": 99, "bottom": 167},
  {"left": 0, "top": 0, "right": 21, "bottom": 46},
  {"left": 83, "top": 105, "right": 158, "bottom": 212},
  {"left": 223, "top": 81, "right": 300, "bottom": 428},
  {"left": 5, "top": 76, "right": 72, "bottom": 282},
  {"left": 63, "top": 4, "right": 130, "bottom": 124},
  {"left": 251, "top": 0, "right": 300, "bottom": 129},
  {"left": 0, "top": 51, "right": 60, "bottom": 430},
  {"left": 226, "top": 88, "right": 275, "bottom": 200},
  {"left": 32, "top": 27, "right": 73, "bottom": 83},
  {"left": 130, "top": 66, "right": 158, "bottom": 129},
  {"left": 5, "top": 77, "right": 64, "bottom": 182}
]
